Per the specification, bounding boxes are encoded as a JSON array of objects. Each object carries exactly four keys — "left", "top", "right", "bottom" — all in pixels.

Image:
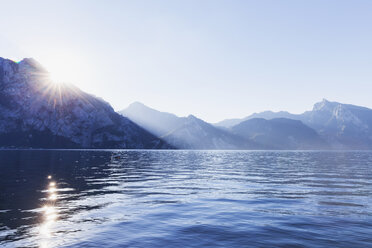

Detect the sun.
[
  {"left": 38, "top": 52, "right": 83, "bottom": 85},
  {"left": 48, "top": 68, "right": 69, "bottom": 84},
  {"left": 36, "top": 52, "right": 95, "bottom": 95},
  {"left": 47, "top": 63, "right": 77, "bottom": 85}
]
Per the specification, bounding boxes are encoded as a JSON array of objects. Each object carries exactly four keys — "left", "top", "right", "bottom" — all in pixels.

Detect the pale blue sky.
[{"left": 1, "top": 0, "right": 372, "bottom": 122}]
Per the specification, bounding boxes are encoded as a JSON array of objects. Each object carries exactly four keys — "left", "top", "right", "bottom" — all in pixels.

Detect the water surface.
[{"left": 0, "top": 150, "right": 371, "bottom": 247}]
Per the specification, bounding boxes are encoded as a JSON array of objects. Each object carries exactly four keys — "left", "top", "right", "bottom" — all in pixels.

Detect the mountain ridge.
[
  {"left": 120, "top": 99, "right": 372, "bottom": 150},
  {"left": 231, "top": 117, "right": 328, "bottom": 150},
  {"left": 120, "top": 102, "right": 258, "bottom": 149},
  {"left": 216, "top": 99, "right": 372, "bottom": 149},
  {"left": 2, "top": 56, "right": 372, "bottom": 150},
  {"left": 0, "top": 57, "right": 170, "bottom": 149}
]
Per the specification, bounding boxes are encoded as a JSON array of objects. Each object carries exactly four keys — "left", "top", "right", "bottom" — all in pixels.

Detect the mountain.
[
  {"left": 162, "top": 115, "right": 258, "bottom": 149},
  {"left": 3, "top": 56, "right": 369, "bottom": 150},
  {"left": 120, "top": 102, "right": 258, "bottom": 149},
  {"left": 119, "top": 102, "right": 185, "bottom": 137},
  {"left": 0, "top": 57, "right": 170, "bottom": 149},
  {"left": 120, "top": 100, "right": 372, "bottom": 150},
  {"left": 300, "top": 99, "right": 372, "bottom": 149},
  {"left": 217, "top": 99, "right": 372, "bottom": 149},
  {"left": 214, "top": 118, "right": 244, "bottom": 128},
  {"left": 231, "top": 118, "right": 327, "bottom": 149},
  {"left": 215, "top": 111, "right": 299, "bottom": 128}
]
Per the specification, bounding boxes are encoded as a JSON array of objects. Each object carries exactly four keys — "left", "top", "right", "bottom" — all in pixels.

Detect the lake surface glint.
[{"left": 0, "top": 150, "right": 371, "bottom": 247}]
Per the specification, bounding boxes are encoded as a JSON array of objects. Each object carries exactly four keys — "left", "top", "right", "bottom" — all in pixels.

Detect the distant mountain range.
[
  {"left": 121, "top": 100, "right": 372, "bottom": 150},
  {"left": 231, "top": 118, "right": 327, "bottom": 150},
  {"left": 2, "top": 57, "right": 372, "bottom": 150},
  {"left": 215, "top": 111, "right": 297, "bottom": 128},
  {"left": 120, "top": 102, "right": 329, "bottom": 150},
  {"left": 120, "top": 102, "right": 257, "bottom": 149},
  {"left": 215, "top": 99, "right": 372, "bottom": 149},
  {"left": 0, "top": 57, "right": 170, "bottom": 149}
]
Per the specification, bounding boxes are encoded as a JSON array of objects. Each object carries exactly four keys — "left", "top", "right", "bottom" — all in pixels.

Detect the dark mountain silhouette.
[
  {"left": 0, "top": 57, "right": 170, "bottom": 149},
  {"left": 231, "top": 118, "right": 327, "bottom": 149}
]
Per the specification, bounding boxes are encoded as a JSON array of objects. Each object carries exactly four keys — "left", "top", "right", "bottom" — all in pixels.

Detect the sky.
[{"left": 1, "top": 0, "right": 372, "bottom": 122}]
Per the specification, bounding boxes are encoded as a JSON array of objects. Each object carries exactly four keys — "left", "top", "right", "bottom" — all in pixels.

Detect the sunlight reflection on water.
[{"left": 39, "top": 176, "right": 58, "bottom": 247}]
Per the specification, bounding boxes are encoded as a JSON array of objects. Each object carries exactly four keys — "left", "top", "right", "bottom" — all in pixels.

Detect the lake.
[{"left": 0, "top": 150, "right": 371, "bottom": 247}]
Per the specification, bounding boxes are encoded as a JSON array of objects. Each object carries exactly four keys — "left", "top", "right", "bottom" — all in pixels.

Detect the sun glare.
[
  {"left": 39, "top": 177, "right": 59, "bottom": 246},
  {"left": 47, "top": 66, "right": 74, "bottom": 84},
  {"left": 39, "top": 53, "right": 83, "bottom": 86}
]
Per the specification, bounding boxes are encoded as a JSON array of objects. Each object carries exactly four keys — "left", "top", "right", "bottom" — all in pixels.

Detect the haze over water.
[{"left": 0, "top": 150, "right": 371, "bottom": 247}]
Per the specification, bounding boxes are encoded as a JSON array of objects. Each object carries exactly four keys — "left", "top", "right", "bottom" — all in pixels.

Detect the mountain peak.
[
  {"left": 18, "top": 57, "right": 47, "bottom": 73},
  {"left": 125, "top": 101, "right": 148, "bottom": 111},
  {"left": 19, "top": 57, "right": 37, "bottom": 64},
  {"left": 186, "top": 115, "right": 203, "bottom": 125},
  {"left": 313, "top": 99, "right": 339, "bottom": 111},
  {"left": 119, "top": 102, "right": 183, "bottom": 137},
  {"left": 0, "top": 57, "right": 169, "bottom": 149},
  {"left": 129, "top": 101, "right": 146, "bottom": 107}
]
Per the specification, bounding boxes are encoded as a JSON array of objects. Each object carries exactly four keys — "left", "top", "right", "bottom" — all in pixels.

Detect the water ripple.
[{"left": 0, "top": 150, "right": 371, "bottom": 247}]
